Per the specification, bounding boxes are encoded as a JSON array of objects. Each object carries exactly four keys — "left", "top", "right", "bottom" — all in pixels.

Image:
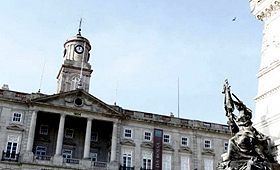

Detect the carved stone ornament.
[
  {"left": 162, "top": 144, "right": 174, "bottom": 151},
  {"left": 120, "top": 139, "right": 136, "bottom": 146},
  {"left": 178, "top": 147, "right": 192, "bottom": 154},
  {"left": 202, "top": 149, "right": 215, "bottom": 156},
  {"left": 140, "top": 142, "right": 153, "bottom": 148},
  {"left": 7, "top": 135, "right": 19, "bottom": 142},
  {"left": 6, "top": 125, "right": 24, "bottom": 132}
]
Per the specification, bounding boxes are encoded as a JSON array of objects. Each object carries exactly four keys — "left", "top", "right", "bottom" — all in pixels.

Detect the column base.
[
  {"left": 22, "top": 151, "right": 34, "bottom": 162},
  {"left": 81, "top": 159, "right": 91, "bottom": 168},
  {"left": 108, "top": 161, "right": 119, "bottom": 170},
  {"left": 53, "top": 154, "right": 63, "bottom": 166}
]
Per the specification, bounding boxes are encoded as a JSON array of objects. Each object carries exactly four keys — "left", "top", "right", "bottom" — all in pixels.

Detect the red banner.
[{"left": 153, "top": 129, "right": 163, "bottom": 170}]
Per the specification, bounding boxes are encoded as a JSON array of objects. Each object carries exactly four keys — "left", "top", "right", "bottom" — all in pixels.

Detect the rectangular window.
[
  {"left": 40, "top": 125, "right": 48, "bottom": 135},
  {"left": 181, "top": 137, "right": 188, "bottom": 146},
  {"left": 181, "top": 156, "right": 190, "bottom": 170},
  {"left": 124, "top": 129, "right": 132, "bottom": 138},
  {"left": 5, "top": 142, "right": 17, "bottom": 159},
  {"left": 12, "top": 113, "right": 22, "bottom": 122},
  {"left": 204, "top": 140, "right": 211, "bottom": 148},
  {"left": 36, "top": 146, "right": 47, "bottom": 156},
  {"left": 162, "top": 154, "right": 171, "bottom": 170},
  {"left": 142, "top": 152, "right": 152, "bottom": 169},
  {"left": 204, "top": 159, "right": 213, "bottom": 170},
  {"left": 90, "top": 152, "right": 97, "bottom": 162},
  {"left": 144, "top": 132, "right": 151, "bottom": 141},
  {"left": 122, "top": 150, "right": 132, "bottom": 167},
  {"left": 163, "top": 134, "right": 170, "bottom": 143},
  {"left": 65, "top": 128, "right": 74, "bottom": 138},
  {"left": 91, "top": 132, "right": 98, "bottom": 142},
  {"left": 62, "top": 149, "right": 72, "bottom": 159},
  {"left": 224, "top": 142, "right": 228, "bottom": 152}
]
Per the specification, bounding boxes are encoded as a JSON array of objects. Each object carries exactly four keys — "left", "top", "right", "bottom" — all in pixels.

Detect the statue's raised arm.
[{"left": 222, "top": 79, "right": 239, "bottom": 135}]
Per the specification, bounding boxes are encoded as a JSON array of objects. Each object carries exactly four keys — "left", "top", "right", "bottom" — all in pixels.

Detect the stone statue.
[{"left": 217, "top": 79, "right": 277, "bottom": 170}]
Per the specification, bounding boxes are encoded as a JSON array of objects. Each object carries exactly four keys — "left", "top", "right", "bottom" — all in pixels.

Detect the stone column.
[
  {"left": 26, "top": 110, "right": 38, "bottom": 152},
  {"left": 83, "top": 118, "right": 92, "bottom": 159},
  {"left": 110, "top": 121, "right": 118, "bottom": 162},
  {"left": 55, "top": 114, "right": 66, "bottom": 155}
]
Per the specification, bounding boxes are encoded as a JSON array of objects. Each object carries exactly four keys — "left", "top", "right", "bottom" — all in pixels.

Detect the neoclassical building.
[{"left": 0, "top": 30, "right": 230, "bottom": 170}]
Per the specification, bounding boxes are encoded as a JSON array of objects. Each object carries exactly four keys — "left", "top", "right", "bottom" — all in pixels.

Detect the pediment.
[
  {"left": 140, "top": 142, "right": 153, "bottom": 148},
  {"left": 202, "top": 149, "right": 215, "bottom": 156},
  {"left": 120, "top": 139, "right": 136, "bottom": 146},
  {"left": 163, "top": 144, "right": 174, "bottom": 151},
  {"left": 178, "top": 147, "right": 192, "bottom": 153},
  {"left": 31, "top": 89, "right": 122, "bottom": 116},
  {"left": 7, "top": 124, "right": 24, "bottom": 131}
]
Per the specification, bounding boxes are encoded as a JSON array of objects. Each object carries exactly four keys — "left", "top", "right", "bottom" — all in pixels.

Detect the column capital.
[
  {"left": 87, "top": 117, "right": 94, "bottom": 121},
  {"left": 60, "top": 113, "right": 66, "bottom": 118}
]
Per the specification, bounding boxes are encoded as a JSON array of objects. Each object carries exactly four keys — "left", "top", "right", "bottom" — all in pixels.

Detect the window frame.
[
  {"left": 122, "top": 150, "right": 133, "bottom": 167},
  {"left": 5, "top": 142, "right": 18, "bottom": 159},
  {"left": 62, "top": 149, "right": 72, "bottom": 159},
  {"left": 180, "top": 156, "right": 190, "bottom": 170},
  {"left": 204, "top": 139, "right": 211, "bottom": 149},
  {"left": 39, "top": 125, "right": 48, "bottom": 135},
  {"left": 144, "top": 131, "right": 152, "bottom": 141},
  {"left": 163, "top": 134, "right": 170, "bottom": 143},
  {"left": 142, "top": 151, "right": 152, "bottom": 169},
  {"left": 12, "top": 112, "right": 22, "bottom": 123},
  {"left": 65, "top": 128, "right": 74, "bottom": 138},
  {"left": 124, "top": 128, "right": 132, "bottom": 138},
  {"left": 90, "top": 152, "right": 98, "bottom": 162},
  {"left": 224, "top": 142, "right": 228, "bottom": 152},
  {"left": 162, "top": 154, "right": 172, "bottom": 170},
  {"left": 91, "top": 132, "right": 98, "bottom": 142},
  {"left": 181, "top": 137, "right": 188, "bottom": 146},
  {"left": 204, "top": 158, "right": 213, "bottom": 170},
  {"left": 36, "top": 146, "right": 47, "bottom": 156}
]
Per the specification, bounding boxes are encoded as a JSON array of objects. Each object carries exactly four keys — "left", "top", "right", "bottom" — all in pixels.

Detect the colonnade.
[{"left": 26, "top": 110, "right": 118, "bottom": 162}]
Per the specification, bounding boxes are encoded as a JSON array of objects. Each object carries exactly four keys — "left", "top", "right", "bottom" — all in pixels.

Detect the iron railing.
[
  {"left": 119, "top": 165, "right": 135, "bottom": 170},
  {"left": 1, "top": 151, "right": 19, "bottom": 162},
  {"left": 63, "top": 158, "right": 80, "bottom": 164},
  {"left": 35, "top": 155, "right": 52, "bottom": 161}
]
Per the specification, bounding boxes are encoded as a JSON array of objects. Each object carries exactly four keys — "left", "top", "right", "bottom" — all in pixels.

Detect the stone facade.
[
  {"left": 249, "top": 0, "right": 280, "bottom": 162},
  {"left": 0, "top": 31, "right": 230, "bottom": 170}
]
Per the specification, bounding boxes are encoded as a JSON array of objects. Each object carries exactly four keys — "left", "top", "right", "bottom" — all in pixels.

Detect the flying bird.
[{"left": 232, "top": 17, "right": 236, "bottom": 21}]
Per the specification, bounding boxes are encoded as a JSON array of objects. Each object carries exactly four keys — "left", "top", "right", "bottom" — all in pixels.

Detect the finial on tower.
[{"left": 77, "top": 18, "right": 83, "bottom": 35}]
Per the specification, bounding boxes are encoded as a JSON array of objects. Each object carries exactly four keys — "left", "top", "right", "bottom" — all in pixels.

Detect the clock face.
[{"left": 74, "top": 45, "right": 84, "bottom": 54}]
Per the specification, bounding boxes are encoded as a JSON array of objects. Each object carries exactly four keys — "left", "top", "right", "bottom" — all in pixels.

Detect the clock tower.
[
  {"left": 249, "top": 0, "right": 280, "bottom": 149},
  {"left": 56, "top": 29, "right": 93, "bottom": 93}
]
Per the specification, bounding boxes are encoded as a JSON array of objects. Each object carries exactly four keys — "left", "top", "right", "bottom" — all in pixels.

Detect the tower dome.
[{"left": 57, "top": 29, "right": 93, "bottom": 93}]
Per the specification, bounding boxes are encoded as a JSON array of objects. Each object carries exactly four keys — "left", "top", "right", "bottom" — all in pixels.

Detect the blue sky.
[{"left": 0, "top": 0, "right": 263, "bottom": 124}]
